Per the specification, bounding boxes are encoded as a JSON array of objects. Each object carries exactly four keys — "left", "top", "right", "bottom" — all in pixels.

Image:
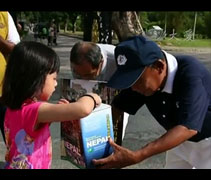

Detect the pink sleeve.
[{"left": 22, "top": 102, "right": 43, "bottom": 137}]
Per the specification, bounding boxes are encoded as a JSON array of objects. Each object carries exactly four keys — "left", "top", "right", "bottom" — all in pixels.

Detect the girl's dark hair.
[{"left": 1, "top": 41, "right": 60, "bottom": 109}]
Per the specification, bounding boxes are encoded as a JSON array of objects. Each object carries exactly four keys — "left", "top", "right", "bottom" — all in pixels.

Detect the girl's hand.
[
  {"left": 86, "top": 93, "right": 102, "bottom": 107},
  {"left": 58, "top": 98, "right": 70, "bottom": 104}
]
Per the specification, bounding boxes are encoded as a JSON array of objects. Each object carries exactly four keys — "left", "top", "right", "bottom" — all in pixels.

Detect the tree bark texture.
[{"left": 111, "top": 11, "right": 145, "bottom": 42}]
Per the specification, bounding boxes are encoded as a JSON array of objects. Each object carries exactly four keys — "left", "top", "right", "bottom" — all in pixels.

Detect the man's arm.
[
  {"left": 0, "top": 12, "right": 20, "bottom": 57},
  {"left": 7, "top": 12, "right": 20, "bottom": 44},
  {"left": 0, "top": 35, "right": 15, "bottom": 56},
  {"left": 93, "top": 125, "right": 197, "bottom": 169},
  {"left": 135, "top": 125, "right": 197, "bottom": 162}
]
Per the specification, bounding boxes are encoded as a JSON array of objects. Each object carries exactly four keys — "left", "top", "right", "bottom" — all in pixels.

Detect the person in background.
[
  {"left": 70, "top": 41, "right": 116, "bottom": 81},
  {"left": 52, "top": 19, "right": 58, "bottom": 46},
  {"left": 0, "top": 11, "right": 20, "bottom": 143},
  {"left": 1, "top": 41, "right": 101, "bottom": 169},
  {"left": 48, "top": 23, "right": 54, "bottom": 46},
  {"left": 70, "top": 41, "right": 129, "bottom": 145},
  {"left": 93, "top": 35, "right": 211, "bottom": 169}
]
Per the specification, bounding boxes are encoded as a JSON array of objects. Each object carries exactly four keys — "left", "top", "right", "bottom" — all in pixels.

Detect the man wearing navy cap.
[{"left": 93, "top": 35, "right": 211, "bottom": 169}]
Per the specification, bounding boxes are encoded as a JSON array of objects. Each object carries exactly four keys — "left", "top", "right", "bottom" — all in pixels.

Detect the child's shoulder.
[{"left": 20, "top": 101, "right": 43, "bottom": 114}]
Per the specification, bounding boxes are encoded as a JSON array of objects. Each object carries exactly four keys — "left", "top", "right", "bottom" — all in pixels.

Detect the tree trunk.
[
  {"left": 58, "top": 23, "right": 61, "bottom": 32},
  {"left": 98, "top": 11, "right": 112, "bottom": 44},
  {"left": 111, "top": 11, "right": 145, "bottom": 42},
  {"left": 72, "top": 22, "right": 76, "bottom": 33},
  {"left": 192, "top": 12, "right": 197, "bottom": 40},
  {"left": 83, "top": 12, "right": 96, "bottom": 41},
  {"left": 64, "top": 19, "right": 68, "bottom": 32},
  {"left": 71, "top": 16, "right": 78, "bottom": 33}
]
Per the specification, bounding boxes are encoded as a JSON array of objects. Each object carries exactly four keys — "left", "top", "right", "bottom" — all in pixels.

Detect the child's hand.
[
  {"left": 86, "top": 93, "right": 102, "bottom": 107},
  {"left": 58, "top": 98, "right": 70, "bottom": 104}
]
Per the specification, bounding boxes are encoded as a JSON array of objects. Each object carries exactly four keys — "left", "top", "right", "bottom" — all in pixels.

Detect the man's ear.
[
  {"left": 152, "top": 59, "right": 165, "bottom": 74},
  {"left": 96, "top": 59, "right": 104, "bottom": 75},
  {"left": 98, "top": 59, "right": 104, "bottom": 69}
]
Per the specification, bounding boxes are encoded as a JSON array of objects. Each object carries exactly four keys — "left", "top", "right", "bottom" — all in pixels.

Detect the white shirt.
[
  {"left": 161, "top": 50, "right": 178, "bottom": 94},
  {"left": 96, "top": 44, "right": 117, "bottom": 82},
  {"left": 7, "top": 12, "right": 20, "bottom": 44}
]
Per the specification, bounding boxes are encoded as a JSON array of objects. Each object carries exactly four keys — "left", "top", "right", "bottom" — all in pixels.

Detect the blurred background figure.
[
  {"left": 52, "top": 19, "right": 58, "bottom": 46},
  {"left": 0, "top": 11, "right": 20, "bottom": 143}
]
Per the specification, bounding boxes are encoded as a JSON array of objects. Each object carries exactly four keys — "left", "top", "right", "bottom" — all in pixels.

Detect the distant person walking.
[
  {"left": 52, "top": 19, "right": 58, "bottom": 46},
  {"left": 47, "top": 23, "right": 54, "bottom": 46}
]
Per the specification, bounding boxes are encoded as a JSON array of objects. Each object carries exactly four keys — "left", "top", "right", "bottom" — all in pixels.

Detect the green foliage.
[
  {"left": 158, "top": 38, "right": 211, "bottom": 47},
  {"left": 16, "top": 11, "right": 211, "bottom": 40},
  {"left": 204, "top": 11, "right": 211, "bottom": 38},
  {"left": 138, "top": 12, "right": 150, "bottom": 30},
  {"left": 141, "top": 11, "right": 210, "bottom": 39}
]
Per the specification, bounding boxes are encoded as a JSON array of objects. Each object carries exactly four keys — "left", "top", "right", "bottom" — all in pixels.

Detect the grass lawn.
[
  {"left": 61, "top": 30, "right": 210, "bottom": 48},
  {"left": 157, "top": 38, "right": 211, "bottom": 48}
]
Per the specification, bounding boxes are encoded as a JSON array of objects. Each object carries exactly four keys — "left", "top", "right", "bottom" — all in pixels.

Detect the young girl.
[{"left": 1, "top": 41, "right": 101, "bottom": 169}]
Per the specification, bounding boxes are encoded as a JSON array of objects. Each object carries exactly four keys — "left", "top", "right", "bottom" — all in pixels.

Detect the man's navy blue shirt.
[{"left": 112, "top": 55, "right": 211, "bottom": 142}]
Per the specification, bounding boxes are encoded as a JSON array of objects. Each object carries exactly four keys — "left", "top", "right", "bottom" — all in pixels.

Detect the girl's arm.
[{"left": 36, "top": 93, "right": 101, "bottom": 124}]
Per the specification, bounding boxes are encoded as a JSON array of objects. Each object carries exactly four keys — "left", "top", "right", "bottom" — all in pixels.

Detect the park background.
[{"left": 0, "top": 11, "right": 210, "bottom": 169}]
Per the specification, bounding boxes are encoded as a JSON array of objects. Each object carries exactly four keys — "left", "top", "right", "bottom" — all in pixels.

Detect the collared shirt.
[
  {"left": 96, "top": 44, "right": 117, "bottom": 82},
  {"left": 161, "top": 50, "right": 178, "bottom": 94},
  {"left": 112, "top": 53, "right": 211, "bottom": 142}
]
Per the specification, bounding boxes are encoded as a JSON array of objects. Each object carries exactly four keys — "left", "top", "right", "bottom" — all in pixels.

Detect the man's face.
[
  {"left": 71, "top": 60, "right": 102, "bottom": 80},
  {"left": 131, "top": 60, "right": 166, "bottom": 96}
]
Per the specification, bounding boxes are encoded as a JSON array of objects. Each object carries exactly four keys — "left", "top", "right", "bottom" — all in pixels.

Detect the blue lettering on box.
[{"left": 80, "top": 104, "right": 114, "bottom": 168}]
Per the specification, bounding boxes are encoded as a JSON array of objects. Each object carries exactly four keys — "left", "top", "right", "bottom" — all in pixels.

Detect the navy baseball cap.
[{"left": 107, "top": 35, "right": 164, "bottom": 89}]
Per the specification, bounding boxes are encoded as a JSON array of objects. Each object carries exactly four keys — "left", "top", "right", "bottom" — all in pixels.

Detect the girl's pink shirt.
[{"left": 4, "top": 101, "right": 52, "bottom": 169}]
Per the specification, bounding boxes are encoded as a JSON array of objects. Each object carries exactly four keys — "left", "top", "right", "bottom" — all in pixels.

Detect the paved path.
[{"left": 0, "top": 34, "right": 210, "bottom": 169}]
